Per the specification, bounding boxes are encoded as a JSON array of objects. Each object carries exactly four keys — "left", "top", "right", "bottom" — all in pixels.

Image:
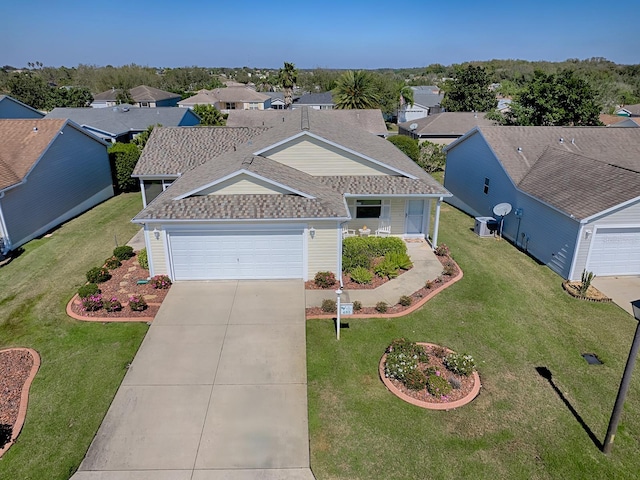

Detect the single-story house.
[
  {"left": 178, "top": 86, "right": 271, "bottom": 112},
  {"left": 226, "top": 109, "right": 389, "bottom": 137},
  {"left": 91, "top": 85, "right": 181, "bottom": 108},
  {"left": 0, "top": 95, "right": 44, "bottom": 119},
  {"left": 263, "top": 92, "right": 286, "bottom": 109},
  {"left": 0, "top": 119, "right": 114, "bottom": 254},
  {"left": 444, "top": 126, "right": 640, "bottom": 280},
  {"left": 614, "top": 104, "right": 640, "bottom": 117},
  {"left": 398, "top": 86, "right": 444, "bottom": 123},
  {"left": 292, "top": 92, "right": 334, "bottom": 110},
  {"left": 44, "top": 105, "right": 201, "bottom": 143},
  {"left": 398, "top": 112, "right": 496, "bottom": 145},
  {"left": 132, "top": 107, "right": 450, "bottom": 281}
]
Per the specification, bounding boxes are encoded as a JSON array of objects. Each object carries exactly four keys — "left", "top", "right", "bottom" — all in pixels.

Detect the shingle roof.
[
  {"left": 399, "top": 112, "right": 496, "bottom": 137},
  {"left": 616, "top": 104, "right": 640, "bottom": 116},
  {"left": 178, "top": 87, "right": 269, "bottom": 106},
  {"left": 410, "top": 86, "right": 444, "bottom": 108},
  {"left": 293, "top": 92, "right": 334, "bottom": 106},
  {"left": 0, "top": 119, "right": 66, "bottom": 190},
  {"left": 92, "top": 85, "right": 180, "bottom": 103},
  {"left": 44, "top": 106, "right": 199, "bottom": 138},
  {"left": 0, "top": 95, "right": 45, "bottom": 118}
]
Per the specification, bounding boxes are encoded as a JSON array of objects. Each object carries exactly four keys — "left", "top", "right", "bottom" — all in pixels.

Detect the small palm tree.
[
  {"left": 397, "top": 82, "right": 414, "bottom": 122},
  {"left": 333, "top": 70, "right": 380, "bottom": 109},
  {"left": 279, "top": 62, "right": 298, "bottom": 109}
]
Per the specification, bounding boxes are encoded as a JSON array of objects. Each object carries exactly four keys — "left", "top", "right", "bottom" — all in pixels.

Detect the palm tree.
[
  {"left": 279, "top": 62, "right": 298, "bottom": 109},
  {"left": 397, "top": 82, "right": 414, "bottom": 122},
  {"left": 333, "top": 70, "right": 380, "bottom": 109}
]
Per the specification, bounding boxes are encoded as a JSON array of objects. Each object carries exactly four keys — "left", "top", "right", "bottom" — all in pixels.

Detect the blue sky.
[{"left": 2, "top": 0, "right": 638, "bottom": 68}]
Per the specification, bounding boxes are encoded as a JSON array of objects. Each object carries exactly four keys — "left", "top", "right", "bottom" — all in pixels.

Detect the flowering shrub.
[
  {"left": 427, "top": 373, "right": 452, "bottom": 398},
  {"left": 385, "top": 349, "right": 418, "bottom": 382},
  {"left": 128, "top": 295, "right": 148, "bottom": 312},
  {"left": 435, "top": 244, "right": 450, "bottom": 257},
  {"left": 314, "top": 271, "right": 336, "bottom": 288},
  {"left": 150, "top": 275, "right": 172, "bottom": 289},
  {"left": 104, "top": 256, "right": 122, "bottom": 270},
  {"left": 103, "top": 297, "right": 123, "bottom": 312},
  {"left": 82, "top": 294, "right": 103, "bottom": 312},
  {"left": 86, "top": 266, "right": 111, "bottom": 284},
  {"left": 387, "top": 338, "right": 428, "bottom": 362},
  {"left": 443, "top": 353, "right": 476, "bottom": 376},
  {"left": 442, "top": 261, "right": 457, "bottom": 276}
]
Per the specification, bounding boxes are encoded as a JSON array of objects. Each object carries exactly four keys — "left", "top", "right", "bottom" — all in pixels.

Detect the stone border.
[
  {"left": 0, "top": 348, "right": 41, "bottom": 458},
  {"left": 66, "top": 293, "right": 159, "bottom": 322},
  {"left": 562, "top": 281, "right": 612, "bottom": 303},
  {"left": 306, "top": 259, "right": 463, "bottom": 320},
  {"left": 379, "top": 343, "right": 481, "bottom": 410}
]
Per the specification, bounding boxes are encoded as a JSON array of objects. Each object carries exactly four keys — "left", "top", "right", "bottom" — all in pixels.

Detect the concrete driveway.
[
  {"left": 72, "top": 280, "right": 314, "bottom": 480},
  {"left": 592, "top": 276, "right": 640, "bottom": 316}
]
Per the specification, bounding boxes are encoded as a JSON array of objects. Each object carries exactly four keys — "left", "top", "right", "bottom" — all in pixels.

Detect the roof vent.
[
  {"left": 33, "top": 126, "right": 38, "bottom": 132},
  {"left": 571, "top": 138, "right": 575, "bottom": 145},
  {"left": 559, "top": 137, "right": 564, "bottom": 144},
  {"left": 242, "top": 155, "right": 254, "bottom": 165},
  {"left": 517, "top": 146, "right": 522, "bottom": 152}
]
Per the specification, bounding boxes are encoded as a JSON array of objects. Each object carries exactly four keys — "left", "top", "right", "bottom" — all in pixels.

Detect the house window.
[
  {"left": 140, "top": 102, "right": 150, "bottom": 107},
  {"left": 248, "top": 102, "right": 259, "bottom": 110},
  {"left": 225, "top": 102, "right": 236, "bottom": 110},
  {"left": 483, "top": 177, "right": 490, "bottom": 194},
  {"left": 356, "top": 199, "right": 382, "bottom": 218}
]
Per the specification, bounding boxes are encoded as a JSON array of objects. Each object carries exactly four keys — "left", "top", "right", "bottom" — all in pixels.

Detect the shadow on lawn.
[{"left": 535, "top": 366, "right": 603, "bottom": 450}]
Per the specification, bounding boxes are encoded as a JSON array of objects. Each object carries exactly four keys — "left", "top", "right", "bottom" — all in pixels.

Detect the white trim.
[
  {"left": 343, "top": 193, "right": 451, "bottom": 199},
  {"left": 0, "top": 198, "right": 11, "bottom": 254},
  {"left": 133, "top": 216, "right": 351, "bottom": 224},
  {"left": 580, "top": 195, "right": 640, "bottom": 224},
  {"left": 432, "top": 197, "right": 442, "bottom": 248},
  {"left": 567, "top": 224, "right": 585, "bottom": 281},
  {"left": 174, "top": 169, "right": 315, "bottom": 200},
  {"left": 584, "top": 224, "right": 640, "bottom": 275},
  {"left": 404, "top": 198, "right": 426, "bottom": 236},
  {"left": 254, "top": 131, "right": 417, "bottom": 179}
]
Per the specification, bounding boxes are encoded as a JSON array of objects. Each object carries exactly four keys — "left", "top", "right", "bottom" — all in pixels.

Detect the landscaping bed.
[
  {"left": 0, "top": 350, "right": 33, "bottom": 447},
  {"left": 562, "top": 281, "right": 611, "bottom": 302}
]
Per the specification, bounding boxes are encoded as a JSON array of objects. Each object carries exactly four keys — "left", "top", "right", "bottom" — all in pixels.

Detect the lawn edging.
[
  {"left": 66, "top": 293, "right": 159, "bottom": 322},
  {"left": 0, "top": 348, "right": 41, "bottom": 458},
  {"left": 306, "top": 260, "right": 463, "bottom": 320}
]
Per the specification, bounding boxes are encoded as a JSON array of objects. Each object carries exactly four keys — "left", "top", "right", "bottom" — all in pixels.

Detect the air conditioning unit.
[{"left": 474, "top": 217, "right": 496, "bottom": 237}]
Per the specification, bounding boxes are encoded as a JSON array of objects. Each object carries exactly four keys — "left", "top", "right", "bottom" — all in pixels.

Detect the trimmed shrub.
[
  {"left": 375, "top": 301, "right": 388, "bottom": 313},
  {"left": 113, "top": 245, "right": 134, "bottom": 261},
  {"left": 387, "top": 135, "right": 419, "bottom": 161},
  {"left": 86, "top": 267, "right": 111, "bottom": 284},
  {"left": 81, "top": 294, "right": 103, "bottom": 312},
  {"left": 78, "top": 283, "right": 100, "bottom": 299},
  {"left": 343, "top": 252, "right": 371, "bottom": 273},
  {"left": 427, "top": 373, "right": 452, "bottom": 398},
  {"left": 321, "top": 299, "right": 337, "bottom": 313},
  {"left": 444, "top": 353, "right": 476, "bottom": 376},
  {"left": 128, "top": 295, "right": 148, "bottom": 312},
  {"left": 342, "top": 236, "right": 406, "bottom": 272},
  {"left": 104, "top": 256, "right": 122, "bottom": 270},
  {"left": 399, "top": 295, "right": 412, "bottom": 307},
  {"left": 388, "top": 338, "right": 428, "bottom": 362},
  {"left": 352, "top": 300, "right": 362, "bottom": 311},
  {"left": 314, "top": 271, "right": 336, "bottom": 288},
  {"left": 150, "top": 275, "right": 172, "bottom": 289},
  {"left": 108, "top": 142, "right": 140, "bottom": 192},
  {"left": 138, "top": 248, "right": 148, "bottom": 270},
  {"left": 103, "top": 297, "right": 123, "bottom": 312},
  {"left": 404, "top": 368, "right": 427, "bottom": 391},
  {"left": 442, "top": 261, "right": 457, "bottom": 276},
  {"left": 350, "top": 266, "right": 373, "bottom": 284},
  {"left": 435, "top": 244, "right": 450, "bottom": 257}
]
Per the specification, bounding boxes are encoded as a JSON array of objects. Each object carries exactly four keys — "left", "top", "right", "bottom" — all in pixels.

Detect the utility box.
[{"left": 474, "top": 216, "right": 496, "bottom": 237}]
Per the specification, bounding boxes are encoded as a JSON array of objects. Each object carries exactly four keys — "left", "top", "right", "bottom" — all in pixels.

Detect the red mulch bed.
[
  {"left": 69, "top": 255, "right": 170, "bottom": 319},
  {"left": 305, "top": 265, "right": 410, "bottom": 291},
  {"left": 0, "top": 350, "right": 33, "bottom": 446},
  {"left": 305, "top": 254, "right": 458, "bottom": 317},
  {"left": 384, "top": 344, "right": 475, "bottom": 405}
]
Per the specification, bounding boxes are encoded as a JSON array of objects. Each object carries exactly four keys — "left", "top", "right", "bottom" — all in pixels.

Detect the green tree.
[
  {"left": 507, "top": 70, "right": 602, "bottom": 126},
  {"left": 108, "top": 143, "right": 140, "bottom": 192},
  {"left": 46, "top": 86, "right": 93, "bottom": 109},
  {"left": 279, "top": 62, "right": 298, "bottom": 109},
  {"left": 387, "top": 135, "right": 419, "bottom": 161},
  {"left": 441, "top": 65, "right": 497, "bottom": 112},
  {"left": 192, "top": 104, "right": 225, "bottom": 126},
  {"left": 7, "top": 72, "right": 49, "bottom": 110},
  {"left": 116, "top": 88, "right": 134, "bottom": 105},
  {"left": 416, "top": 141, "right": 446, "bottom": 172},
  {"left": 133, "top": 124, "right": 160, "bottom": 151},
  {"left": 333, "top": 70, "right": 380, "bottom": 109}
]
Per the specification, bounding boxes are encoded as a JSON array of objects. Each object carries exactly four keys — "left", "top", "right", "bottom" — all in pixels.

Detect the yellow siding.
[
  {"left": 200, "top": 174, "right": 289, "bottom": 195},
  {"left": 307, "top": 223, "right": 339, "bottom": 278},
  {"left": 148, "top": 223, "right": 168, "bottom": 276},
  {"left": 266, "top": 136, "right": 396, "bottom": 176},
  {"left": 390, "top": 199, "right": 406, "bottom": 234}
]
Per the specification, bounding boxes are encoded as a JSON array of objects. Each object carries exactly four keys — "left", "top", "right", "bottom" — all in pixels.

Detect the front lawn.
[
  {"left": 0, "top": 193, "right": 148, "bottom": 479},
  {"left": 307, "top": 202, "right": 640, "bottom": 479}
]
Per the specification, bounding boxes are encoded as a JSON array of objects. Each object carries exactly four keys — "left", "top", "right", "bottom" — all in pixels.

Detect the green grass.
[
  {"left": 307, "top": 202, "right": 640, "bottom": 479},
  {"left": 0, "top": 193, "right": 148, "bottom": 479}
]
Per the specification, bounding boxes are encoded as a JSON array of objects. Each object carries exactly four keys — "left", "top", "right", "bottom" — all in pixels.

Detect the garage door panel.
[
  {"left": 587, "top": 227, "right": 640, "bottom": 276},
  {"left": 169, "top": 230, "right": 304, "bottom": 280}
]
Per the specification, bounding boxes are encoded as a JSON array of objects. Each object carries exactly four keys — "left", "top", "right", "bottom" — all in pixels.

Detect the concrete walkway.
[
  {"left": 592, "top": 275, "right": 640, "bottom": 316},
  {"left": 72, "top": 280, "right": 314, "bottom": 480},
  {"left": 305, "top": 240, "right": 444, "bottom": 307}
]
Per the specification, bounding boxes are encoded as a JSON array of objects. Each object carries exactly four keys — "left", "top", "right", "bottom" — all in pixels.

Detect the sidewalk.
[{"left": 305, "top": 240, "right": 444, "bottom": 308}]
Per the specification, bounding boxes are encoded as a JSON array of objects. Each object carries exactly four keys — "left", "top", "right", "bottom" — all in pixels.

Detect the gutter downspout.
[
  {"left": 0, "top": 192, "right": 11, "bottom": 255},
  {"left": 432, "top": 197, "right": 443, "bottom": 249}
]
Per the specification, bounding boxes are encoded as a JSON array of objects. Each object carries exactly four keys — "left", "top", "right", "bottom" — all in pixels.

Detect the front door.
[{"left": 405, "top": 200, "right": 425, "bottom": 235}]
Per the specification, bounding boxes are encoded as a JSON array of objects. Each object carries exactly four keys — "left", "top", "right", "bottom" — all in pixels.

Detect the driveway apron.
[{"left": 72, "top": 280, "right": 314, "bottom": 480}]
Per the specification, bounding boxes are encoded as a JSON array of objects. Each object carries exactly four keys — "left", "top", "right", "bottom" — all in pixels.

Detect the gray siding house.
[
  {"left": 0, "top": 119, "right": 114, "bottom": 254},
  {"left": 444, "top": 126, "right": 640, "bottom": 280},
  {"left": 0, "top": 95, "right": 44, "bottom": 119}
]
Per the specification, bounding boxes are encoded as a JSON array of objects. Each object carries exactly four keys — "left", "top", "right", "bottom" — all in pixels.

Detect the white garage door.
[
  {"left": 168, "top": 229, "right": 304, "bottom": 280},
  {"left": 587, "top": 227, "right": 640, "bottom": 276}
]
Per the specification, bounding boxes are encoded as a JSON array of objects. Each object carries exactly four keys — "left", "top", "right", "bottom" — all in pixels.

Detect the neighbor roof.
[
  {"left": 178, "top": 86, "right": 270, "bottom": 107},
  {"left": 0, "top": 95, "right": 45, "bottom": 118},
  {"left": 293, "top": 92, "right": 334, "bottom": 106},
  {"left": 410, "top": 86, "right": 444, "bottom": 108},
  {"left": 92, "top": 85, "right": 180, "bottom": 103},
  {"left": 615, "top": 104, "right": 640, "bottom": 116},
  {"left": 44, "top": 106, "right": 199, "bottom": 138},
  {"left": 399, "top": 112, "right": 496, "bottom": 137}
]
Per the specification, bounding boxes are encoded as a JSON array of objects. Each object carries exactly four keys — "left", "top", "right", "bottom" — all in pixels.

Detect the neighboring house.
[
  {"left": 263, "top": 92, "right": 285, "bottom": 109},
  {"left": 44, "top": 106, "right": 201, "bottom": 143},
  {"left": 178, "top": 86, "right": 271, "bottom": 112},
  {"left": 496, "top": 98, "right": 512, "bottom": 113},
  {"left": 91, "top": 85, "right": 181, "bottom": 108},
  {"left": 600, "top": 114, "right": 640, "bottom": 128},
  {"left": 614, "top": 104, "right": 640, "bottom": 117},
  {"left": 0, "top": 95, "right": 44, "bottom": 119},
  {"left": 0, "top": 119, "right": 114, "bottom": 254},
  {"left": 444, "top": 126, "right": 640, "bottom": 280},
  {"left": 132, "top": 107, "right": 450, "bottom": 281},
  {"left": 398, "top": 86, "right": 444, "bottom": 123},
  {"left": 292, "top": 92, "right": 335, "bottom": 110},
  {"left": 398, "top": 112, "right": 496, "bottom": 145},
  {"left": 226, "top": 109, "right": 389, "bottom": 137}
]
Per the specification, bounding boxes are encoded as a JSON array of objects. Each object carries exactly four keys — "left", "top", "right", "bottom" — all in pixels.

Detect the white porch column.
[
  {"left": 432, "top": 197, "right": 443, "bottom": 249},
  {"left": 424, "top": 199, "right": 432, "bottom": 241}
]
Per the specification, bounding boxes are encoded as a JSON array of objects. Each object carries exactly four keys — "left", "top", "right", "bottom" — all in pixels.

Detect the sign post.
[{"left": 335, "top": 289, "right": 342, "bottom": 340}]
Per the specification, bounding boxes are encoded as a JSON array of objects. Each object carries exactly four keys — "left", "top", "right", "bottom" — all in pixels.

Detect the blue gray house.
[
  {"left": 44, "top": 106, "right": 201, "bottom": 143},
  {"left": 0, "top": 119, "right": 114, "bottom": 254},
  {"left": 0, "top": 95, "right": 44, "bottom": 119},
  {"left": 444, "top": 126, "right": 640, "bottom": 280}
]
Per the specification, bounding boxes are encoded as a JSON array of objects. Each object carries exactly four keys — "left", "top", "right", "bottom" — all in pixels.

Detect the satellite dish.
[
  {"left": 493, "top": 202, "right": 512, "bottom": 217},
  {"left": 409, "top": 123, "right": 418, "bottom": 131}
]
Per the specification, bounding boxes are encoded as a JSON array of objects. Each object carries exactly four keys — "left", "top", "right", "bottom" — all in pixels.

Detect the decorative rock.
[
  {"left": 128, "top": 267, "right": 137, "bottom": 272},
  {"left": 143, "top": 294, "right": 157, "bottom": 300},
  {"left": 119, "top": 281, "right": 129, "bottom": 287}
]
